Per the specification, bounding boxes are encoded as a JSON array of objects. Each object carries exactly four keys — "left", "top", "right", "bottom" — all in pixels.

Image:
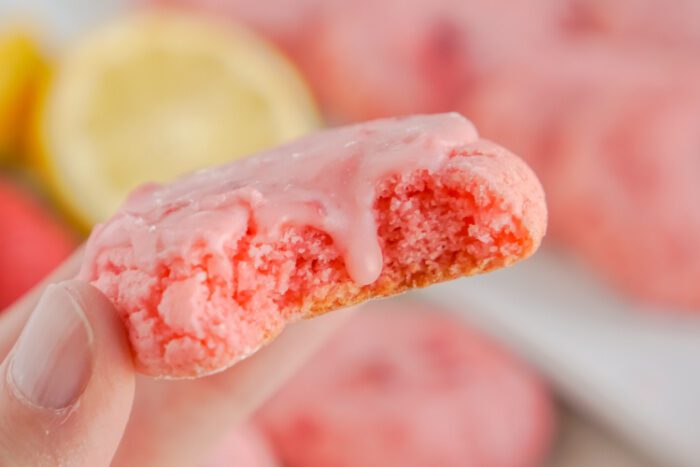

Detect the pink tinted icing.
[{"left": 80, "top": 113, "right": 478, "bottom": 286}]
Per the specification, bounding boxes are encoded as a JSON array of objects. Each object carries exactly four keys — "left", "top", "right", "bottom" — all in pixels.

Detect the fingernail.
[{"left": 9, "top": 284, "right": 93, "bottom": 410}]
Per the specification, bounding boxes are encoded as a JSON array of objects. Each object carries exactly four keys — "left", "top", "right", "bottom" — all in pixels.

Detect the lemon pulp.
[{"left": 35, "top": 13, "right": 320, "bottom": 227}]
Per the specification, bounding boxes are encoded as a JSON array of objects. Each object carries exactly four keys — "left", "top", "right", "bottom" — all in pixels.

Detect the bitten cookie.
[{"left": 79, "top": 113, "right": 546, "bottom": 377}]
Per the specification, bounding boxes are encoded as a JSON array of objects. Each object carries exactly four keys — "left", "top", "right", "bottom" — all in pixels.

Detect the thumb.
[{"left": 0, "top": 280, "right": 135, "bottom": 466}]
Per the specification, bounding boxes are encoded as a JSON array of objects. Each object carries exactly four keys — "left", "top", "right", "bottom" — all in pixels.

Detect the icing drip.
[{"left": 81, "top": 113, "right": 479, "bottom": 285}]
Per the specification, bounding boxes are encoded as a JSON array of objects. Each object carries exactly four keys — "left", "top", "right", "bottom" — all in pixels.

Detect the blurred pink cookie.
[
  {"left": 550, "top": 78, "right": 700, "bottom": 309},
  {"left": 255, "top": 300, "right": 555, "bottom": 467},
  {"left": 0, "top": 178, "right": 76, "bottom": 309},
  {"left": 464, "top": 42, "right": 676, "bottom": 184},
  {"left": 79, "top": 113, "right": 546, "bottom": 377},
  {"left": 290, "top": 0, "right": 554, "bottom": 121},
  {"left": 465, "top": 45, "right": 700, "bottom": 309},
  {"left": 202, "top": 423, "right": 279, "bottom": 467}
]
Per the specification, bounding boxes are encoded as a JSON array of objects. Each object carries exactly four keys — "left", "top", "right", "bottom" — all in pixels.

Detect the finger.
[
  {"left": 0, "top": 248, "right": 85, "bottom": 359},
  {"left": 0, "top": 280, "right": 135, "bottom": 466},
  {"left": 113, "top": 307, "right": 354, "bottom": 467}
]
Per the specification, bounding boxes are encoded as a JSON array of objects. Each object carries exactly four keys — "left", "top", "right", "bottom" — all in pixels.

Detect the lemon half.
[{"left": 32, "top": 13, "right": 320, "bottom": 228}]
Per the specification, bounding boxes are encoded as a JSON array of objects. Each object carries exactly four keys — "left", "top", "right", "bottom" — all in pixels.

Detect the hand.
[{"left": 0, "top": 250, "right": 350, "bottom": 466}]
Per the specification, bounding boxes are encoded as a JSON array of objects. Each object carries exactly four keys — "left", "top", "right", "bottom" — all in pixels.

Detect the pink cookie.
[
  {"left": 255, "top": 300, "right": 555, "bottom": 467},
  {"left": 550, "top": 77, "right": 700, "bottom": 309},
  {"left": 0, "top": 178, "right": 76, "bottom": 310},
  {"left": 463, "top": 42, "right": 676, "bottom": 186},
  {"left": 79, "top": 113, "right": 546, "bottom": 378},
  {"left": 288, "top": 0, "right": 537, "bottom": 122},
  {"left": 202, "top": 423, "right": 279, "bottom": 467},
  {"left": 483, "top": 43, "right": 700, "bottom": 309},
  {"left": 463, "top": 44, "right": 700, "bottom": 309}
]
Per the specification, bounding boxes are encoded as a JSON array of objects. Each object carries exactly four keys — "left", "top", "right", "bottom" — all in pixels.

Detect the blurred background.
[{"left": 0, "top": 0, "right": 699, "bottom": 466}]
